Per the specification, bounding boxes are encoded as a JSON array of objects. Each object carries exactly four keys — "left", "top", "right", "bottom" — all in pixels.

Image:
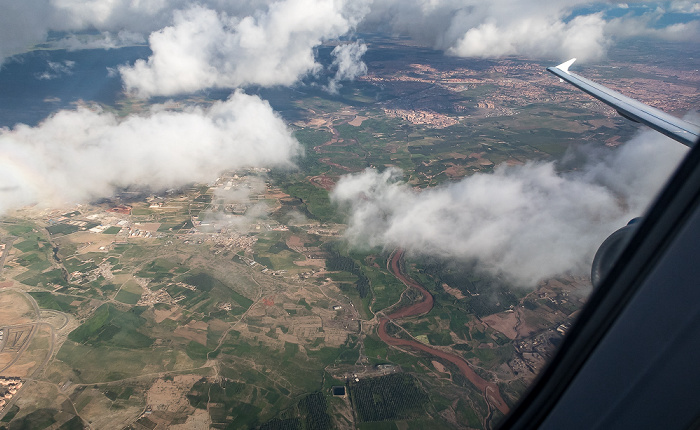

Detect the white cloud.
[
  {"left": 0, "top": 0, "right": 173, "bottom": 66},
  {"left": 448, "top": 13, "right": 608, "bottom": 62},
  {"left": 119, "top": 0, "right": 371, "bottom": 97},
  {"left": 0, "top": 0, "right": 276, "bottom": 65},
  {"left": 605, "top": 11, "right": 700, "bottom": 41},
  {"left": 0, "top": 91, "right": 301, "bottom": 213},
  {"left": 36, "top": 60, "right": 76, "bottom": 80},
  {"left": 326, "top": 41, "right": 368, "bottom": 93},
  {"left": 0, "top": 0, "right": 697, "bottom": 78},
  {"left": 200, "top": 175, "right": 271, "bottom": 231},
  {"left": 51, "top": 30, "right": 146, "bottom": 51},
  {"left": 331, "top": 129, "right": 688, "bottom": 286},
  {"left": 0, "top": 0, "right": 53, "bottom": 63},
  {"left": 362, "top": 0, "right": 612, "bottom": 61},
  {"left": 361, "top": 0, "right": 698, "bottom": 62},
  {"left": 48, "top": 0, "right": 179, "bottom": 33},
  {"left": 669, "top": 0, "right": 700, "bottom": 13}
]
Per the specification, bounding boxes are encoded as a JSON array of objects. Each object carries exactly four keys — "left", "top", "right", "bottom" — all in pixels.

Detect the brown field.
[
  {"left": 443, "top": 166, "right": 467, "bottom": 178},
  {"left": 174, "top": 321, "right": 208, "bottom": 346},
  {"left": 482, "top": 311, "right": 518, "bottom": 340},
  {"left": 147, "top": 374, "right": 201, "bottom": 413},
  {"left": 348, "top": 115, "right": 367, "bottom": 126},
  {"left": 207, "top": 319, "right": 229, "bottom": 336},
  {"left": 133, "top": 223, "right": 161, "bottom": 233},
  {"left": 518, "top": 308, "right": 557, "bottom": 337},
  {"left": 286, "top": 235, "right": 304, "bottom": 249},
  {"left": 309, "top": 175, "right": 336, "bottom": 190},
  {"left": 0, "top": 352, "right": 16, "bottom": 370},
  {"left": 69, "top": 385, "right": 145, "bottom": 429},
  {"left": 0, "top": 323, "right": 53, "bottom": 378},
  {"left": 446, "top": 152, "right": 468, "bottom": 159},
  {"left": 57, "top": 231, "right": 115, "bottom": 254},
  {"left": 432, "top": 360, "right": 449, "bottom": 374},
  {"left": 441, "top": 283, "right": 465, "bottom": 300},
  {"left": 233, "top": 281, "right": 357, "bottom": 352},
  {"left": 3, "top": 360, "right": 36, "bottom": 378},
  {"left": 304, "top": 117, "right": 331, "bottom": 128},
  {"left": 170, "top": 408, "right": 211, "bottom": 430},
  {"left": 0, "top": 290, "right": 37, "bottom": 323},
  {"left": 293, "top": 259, "right": 325, "bottom": 268},
  {"left": 12, "top": 381, "right": 64, "bottom": 422},
  {"left": 153, "top": 307, "right": 177, "bottom": 323},
  {"left": 323, "top": 328, "right": 349, "bottom": 347}
]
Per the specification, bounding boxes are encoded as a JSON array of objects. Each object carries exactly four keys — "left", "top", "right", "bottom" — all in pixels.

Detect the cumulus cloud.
[
  {"left": 449, "top": 13, "right": 608, "bottom": 61},
  {"left": 326, "top": 41, "right": 368, "bottom": 93},
  {"left": 48, "top": 0, "right": 174, "bottom": 31},
  {"left": 0, "top": 91, "right": 301, "bottom": 213},
  {"left": 361, "top": 0, "right": 612, "bottom": 61},
  {"left": 119, "top": 0, "right": 370, "bottom": 97},
  {"left": 432, "top": 0, "right": 613, "bottom": 61},
  {"left": 51, "top": 30, "right": 146, "bottom": 51},
  {"left": 36, "top": 60, "right": 76, "bottom": 80},
  {"left": 670, "top": 0, "right": 700, "bottom": 13},
  {"left": 0, "top": 0, "right": 151, "bottom": 64},
  {"left": 0, "top": 0, "right": 275, "bottom": 65},
  {"left": 331, "top": 129, "right": 688, "bottom": 286},
  {"left": 200, "top": 175, "right": 271, "bottom": 232},
  {"left": 362, "top": 0, "right": 698, "bottom": 62},
  {"left": 0, "top": 0, "right": 53, "bottom": 64},
  {"left": 605, "top": 10, "right": 700, "bottom": 41},
  {"left": 1, "top": 0, "right": 698, "bottom": 79}
]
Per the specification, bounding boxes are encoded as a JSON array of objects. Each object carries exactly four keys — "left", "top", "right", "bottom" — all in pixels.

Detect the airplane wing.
[{"left": 547, "top": 58, "right": 699, "bottom": 147}]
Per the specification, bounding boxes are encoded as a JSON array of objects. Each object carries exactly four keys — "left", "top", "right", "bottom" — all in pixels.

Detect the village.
[{"left": 0, "top": 377, "right": 23, "bottom": 410}]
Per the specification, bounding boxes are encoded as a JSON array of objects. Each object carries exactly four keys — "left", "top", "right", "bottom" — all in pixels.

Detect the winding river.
[{"left": 377, "top": 249, "right": 510, "bottom": 416}]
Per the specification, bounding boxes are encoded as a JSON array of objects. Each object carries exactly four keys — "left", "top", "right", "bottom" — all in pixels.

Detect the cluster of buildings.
[
  {"left": 128, "top": 228, "right": 155, "bottom": 238},
  {"left": 208, "top": 234, "right": 257, "bottom": 254},
  {"left": 383, "top": 108, "right": 460, "bottom": 128},
  {"left": 0, "top": 377, "right": 22, "bottom": 410},
  {"left": 511, "top": 329, "right": 562, "bottom": 379},
  {"left": 136, "top": 287, "right": 183, "bottom": 307},
  {"left": 217, "top": 302, "right": 233, "bottom": 311}
]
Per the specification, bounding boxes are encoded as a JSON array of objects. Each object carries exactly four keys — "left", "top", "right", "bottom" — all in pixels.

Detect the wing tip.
[{"left": 556, "top": 58, "right": 577, "bottom": 74}]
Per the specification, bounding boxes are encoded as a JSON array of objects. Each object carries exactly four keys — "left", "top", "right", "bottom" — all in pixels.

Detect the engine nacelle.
[{"left": 591, "top": 218, "right": 641, "bottom": 288}]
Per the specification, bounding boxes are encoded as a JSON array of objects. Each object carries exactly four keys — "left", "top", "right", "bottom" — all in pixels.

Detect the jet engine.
[{"left": 591, "top": 218, "right": 641, "bottom": 288}]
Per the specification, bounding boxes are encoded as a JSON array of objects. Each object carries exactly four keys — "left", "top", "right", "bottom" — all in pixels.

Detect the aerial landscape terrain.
[{"left": 0, "top": 2, "right": 698, "bottom": 429}]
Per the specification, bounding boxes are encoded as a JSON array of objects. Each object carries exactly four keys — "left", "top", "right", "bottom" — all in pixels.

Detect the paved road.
[
  {"left": 0, "top": 236, "right": 17, "bottom": 275},
  {"left": 0, "top": 291, "right": 61, "bottom": 421}
]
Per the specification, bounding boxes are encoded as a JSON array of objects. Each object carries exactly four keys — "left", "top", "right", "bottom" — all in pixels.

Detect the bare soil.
[
  {"left": 482, "top": 312, "right": 518, "bottom": 340},
  {"left": 146, "top": 374, "right": 201, "bottom": 413},
  {"left": 348, "top": 116, "right": 367, "bottom": 126}
]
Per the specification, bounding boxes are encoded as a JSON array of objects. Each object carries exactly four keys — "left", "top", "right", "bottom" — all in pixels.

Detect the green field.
[
  {"left": 183, "top": 272, "right": 254, "bottom": 310},
  {"left": 55, "top": 341, "right": 198, "bottom": 383},
  {"left": 68, "top": 304, "right": 153, "bottom": 349},
  {"left": 349, "top": 374, "right": 428, "bottom": 423},
  {"left": 30, "top": 292, "right": 79, "bottom": 313},
  {"left": 0, "top": 33, "right": 652, "bottom": 430}
]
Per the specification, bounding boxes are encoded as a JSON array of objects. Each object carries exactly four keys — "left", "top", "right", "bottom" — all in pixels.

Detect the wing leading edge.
[{"left": 547, "top": 59, "right": 699, "bottom": 147}]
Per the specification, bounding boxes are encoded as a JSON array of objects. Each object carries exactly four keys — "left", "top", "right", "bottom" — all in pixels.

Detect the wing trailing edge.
[{"left": 547, "top": 59, "right": 699, "bottom": 147}]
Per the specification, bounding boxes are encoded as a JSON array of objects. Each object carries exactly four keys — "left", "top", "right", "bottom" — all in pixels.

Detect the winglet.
[
  {"left": 556, "top": 58, "right": 577, "bottom": 74},
  {"left": 546, "top": 59, "right": 699, "bottom": 147}
]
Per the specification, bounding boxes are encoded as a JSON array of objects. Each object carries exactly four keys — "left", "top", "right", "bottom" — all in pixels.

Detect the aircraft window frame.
[{"left": 499, "top": 134, "right": 700, "bottom": 429}]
